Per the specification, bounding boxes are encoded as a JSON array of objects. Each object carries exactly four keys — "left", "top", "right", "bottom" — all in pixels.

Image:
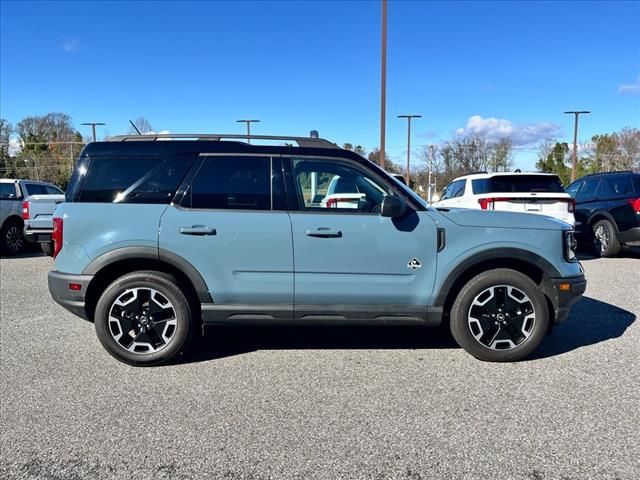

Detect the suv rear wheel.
[
  {"left": 94, "top": 271, "right": 193, "bottom": 366},
  {"left": 592, "top": 219, "right": 621, "bottom": 258},
  {"left": 450, "top": 269, "right": 549, "bottom": 362}
]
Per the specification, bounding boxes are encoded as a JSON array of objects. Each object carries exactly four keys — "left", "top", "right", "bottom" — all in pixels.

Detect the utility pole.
[
  {"left": 81, "top": 122, "right": 106, "bottom": 142},
  {"left": 236, "top": 119, "right": 260, "bottom": 144},
  {"left": 397, "top": 114, "right": 421, "bottom": 185},
  {"left": 379, "top": 0, "right": 387, "bottom": 169},
  {"left": 563, "top": 110, "right": 590, "bottom": 182}
]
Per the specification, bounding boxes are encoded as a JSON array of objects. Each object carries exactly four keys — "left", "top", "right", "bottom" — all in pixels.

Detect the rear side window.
[
  {"left": 25, "top": 184, "right": 48, "bottom": 195},
  {"left": 188, "top": 156, "right": 271, "bottom": 210},
  {"left": 599, "top": 176, "right": 639, "bottom": 198},
  {"left": 78, "top": 156, "right": 192, "bottom": 203},
  {"left": 488, "top": 175, "right": 564, "bottom": 193},
  {"left": 0, "top": 183, "right": 18, "bottom": 199}
]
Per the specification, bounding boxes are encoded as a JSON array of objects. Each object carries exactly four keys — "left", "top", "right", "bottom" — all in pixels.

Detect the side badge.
[{"left": 407, "top": 258, "right": 422, "bottom": 270}]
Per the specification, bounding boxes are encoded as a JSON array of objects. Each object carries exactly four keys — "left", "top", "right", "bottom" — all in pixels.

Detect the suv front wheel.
[
  {"left": 450, "top": 269, "right": 549, "bottom": 362},
  {"left": 94, "top": 271, "right": 193, "bottom": 366}
]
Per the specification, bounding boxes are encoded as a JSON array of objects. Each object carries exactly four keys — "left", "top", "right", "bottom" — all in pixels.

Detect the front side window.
[
  {"left": 25, "top": 184, "right": 48, "bottom": 196},
  {"left": 0, "top": 183, "right": 17, "bottom": 199},
  {"left": 565, "top": 181, "right": 582, "bottom": 197},
  {"left": 576, "top": 179, "right": 600, "bottom": 202},
  {"left": 441, "top": 180, "right": 466, "bottom": 200},
  {"left": 78, "top": 156, "right": 192, "bottom": 204},
  {"left": 188, "top": 156, "right": 271, "bottom": 210},
  {"left": 291, "top": 158, "right": 391, "bottom": 213}
]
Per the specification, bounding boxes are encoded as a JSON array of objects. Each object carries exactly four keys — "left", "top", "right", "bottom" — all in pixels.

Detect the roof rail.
[
  {"left": 581, "top": 170, "right": 634, "bottom": 177},
  {"left": 107, "top": 133, "right": 339, "bottom": 149}
]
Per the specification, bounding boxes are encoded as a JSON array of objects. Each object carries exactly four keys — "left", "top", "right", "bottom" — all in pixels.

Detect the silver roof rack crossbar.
[{"left": 108, "top": 133, "right": 339, "bottom": 149}]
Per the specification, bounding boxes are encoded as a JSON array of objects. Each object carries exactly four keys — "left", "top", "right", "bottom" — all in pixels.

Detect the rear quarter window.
[
  {"left": 600, "top": 175, "right": 638, "bottom": 198},
  {"left": 77, "top": 156, "right": 193, "bottom": 204}
]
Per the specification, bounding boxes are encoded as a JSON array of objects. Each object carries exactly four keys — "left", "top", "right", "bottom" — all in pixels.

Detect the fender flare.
[
  {"left": 586, "top": 210, "right": 618, "bottom": 232},
  {"left": 82, "top": 246, "right": 212, "bottom": 303},
  {"left": 433, "top": 247, "right": 562, "bottom": 308}
]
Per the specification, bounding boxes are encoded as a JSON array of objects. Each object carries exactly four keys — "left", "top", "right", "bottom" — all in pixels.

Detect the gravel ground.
[{"left": 1, "top": 251, "right": 638, "bottom": 480}]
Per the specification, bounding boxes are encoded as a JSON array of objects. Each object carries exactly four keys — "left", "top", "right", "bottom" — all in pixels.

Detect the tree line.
[
  {"left": 0, "top": 115, "right": 154, "bottom": 189},
  {"left": 1, "top": 112, "right": 638, "bottom": 193}
]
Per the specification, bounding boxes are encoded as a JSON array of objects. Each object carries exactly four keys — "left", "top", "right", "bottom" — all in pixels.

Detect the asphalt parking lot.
[{"left": 1, "top": 251, "right": 638, "bottom": 480}]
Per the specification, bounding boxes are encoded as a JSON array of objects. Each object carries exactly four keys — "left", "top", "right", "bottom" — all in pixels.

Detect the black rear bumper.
[
  {"left": 617, "top": 227, "right": 640, "bottom": 245},
  {"left": 24, "top": 227, "right": 53, "bottom": 244},
  {"left": 48, "top": 271, "right": 93, "bottom": 321},
  {"left": 548, "top": 275, "right": 587, "bottom": 324}
]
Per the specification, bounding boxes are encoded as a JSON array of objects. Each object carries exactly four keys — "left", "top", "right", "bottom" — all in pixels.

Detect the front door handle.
[
  {"left": 305, "top": 228, "right": 342, "bottom": 238},
  {"left": 179, "top": 225, "right": 216, "bottom": 236}
]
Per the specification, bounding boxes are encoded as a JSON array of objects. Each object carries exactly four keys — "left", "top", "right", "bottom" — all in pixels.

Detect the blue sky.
[{"left": 1, "top": 0, "right": 639, "bottom": 169}]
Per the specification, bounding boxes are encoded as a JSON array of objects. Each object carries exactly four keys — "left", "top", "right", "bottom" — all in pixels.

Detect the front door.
[{"left": 285, "top": 157, "right": 438, "bottom": 322}]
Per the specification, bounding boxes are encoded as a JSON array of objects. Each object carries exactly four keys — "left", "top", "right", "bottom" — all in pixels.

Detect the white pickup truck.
[{"left": 0, "top": 179, "right": 64, "bottom": 255}]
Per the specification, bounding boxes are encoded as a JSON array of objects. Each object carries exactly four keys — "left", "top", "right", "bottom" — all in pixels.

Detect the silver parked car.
[{"left": 0, "top": 179, "right": 64, "bottom": 255}]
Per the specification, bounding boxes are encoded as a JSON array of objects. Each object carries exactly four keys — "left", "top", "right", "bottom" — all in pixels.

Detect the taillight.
[
  {"left": 326, "top": 197, "right": 357, "bottom": 208},
  {"left": 22, "top": 201, "right": 30, "bottom": 220},
  {"left": 627, "top": 198, "right": 640, "bottom": 214},
  {"left": 568, "top": 198, "right": 576, "bottom": 213},
  {"left": 52, "top": 217, "right": 63, "bottom": 259},
  {"left": 478, "top": 198, "right": 494, "bottom": 210}
]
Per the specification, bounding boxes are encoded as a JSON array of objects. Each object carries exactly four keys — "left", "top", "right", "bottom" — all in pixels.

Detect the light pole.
[
  {"left": 397, "top": 114, "right": 421, "bottom": 185},
  {"left": 236, "top": 119, "right": 260, "bottom": 144},
  {"left": 563, "top": 110, "right": 590, "bottom": 182},
  {"left": 379, "top": 0, "right": 387, "bottom": 168},
  {"left": 428, "top": 144, "right": 436, "bottom": 203},
  {"left": 81, "top": 122, "right": 106, "bottom": 142}
]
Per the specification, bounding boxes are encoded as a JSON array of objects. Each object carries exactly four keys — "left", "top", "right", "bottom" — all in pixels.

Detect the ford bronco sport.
[{"left": 48, "top": 134, "right": 586, "bottom": 365}]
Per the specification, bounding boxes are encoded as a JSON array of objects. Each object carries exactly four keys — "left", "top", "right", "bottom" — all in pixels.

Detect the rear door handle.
[
  {"left": 179, "top": 225, "right": 216, "bottom": 236},
  {"left": 305, "top": 228, "right": 342, "bottom": 238}
]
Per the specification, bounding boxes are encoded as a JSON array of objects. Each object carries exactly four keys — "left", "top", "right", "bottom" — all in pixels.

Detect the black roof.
[{"left": 80, "top": 139, "right": 370, "bottom": 165}]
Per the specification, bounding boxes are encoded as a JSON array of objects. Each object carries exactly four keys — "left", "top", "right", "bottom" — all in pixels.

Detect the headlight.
[{"left": 564, "top": 230, "right": 577, "bottom": 262}]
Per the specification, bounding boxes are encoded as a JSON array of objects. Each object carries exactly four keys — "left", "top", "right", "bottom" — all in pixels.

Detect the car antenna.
[{"left": 129, "top": 120, "right": 142, "bottom": 135}]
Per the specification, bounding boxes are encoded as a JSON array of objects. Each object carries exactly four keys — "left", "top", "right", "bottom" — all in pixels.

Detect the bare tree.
[
  {"left": 128, "top": 117, "right": 154, "bottom": 135},
  {"left": 618, "top": 127, "right": 640, "bottom": 171}
]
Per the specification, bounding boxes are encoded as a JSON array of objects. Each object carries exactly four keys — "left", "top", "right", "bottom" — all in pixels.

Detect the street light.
[
  {"left": 379, "top": 0, "right": 388, "bottom": 168},
  {"left": 563, "top": 110, "right": 590, "bottom": 182},
  {"left": 397, "top": 114, "right": 421, "bottom": 184},
  {"left": 236, "top": 119, "right": 260, "bottom": 144},
  {"left": 81, "top": 122, "right": 106, "bottom": 142}
]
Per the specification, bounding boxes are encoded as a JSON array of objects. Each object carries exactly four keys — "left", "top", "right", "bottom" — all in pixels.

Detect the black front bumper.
[
  {"left": 548, "top": 275, "right": 587, "bottom": 324},
  {"left": 48, "top": 271, "right": 94, "bottom": 321}
]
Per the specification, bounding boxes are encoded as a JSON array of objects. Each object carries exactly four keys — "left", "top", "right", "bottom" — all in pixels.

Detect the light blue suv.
[{"left": 48, "top": 134, "right": 586, "bottom": 365}]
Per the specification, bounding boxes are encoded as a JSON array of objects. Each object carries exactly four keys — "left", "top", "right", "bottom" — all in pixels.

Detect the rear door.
[
  {"left": 285, "top": 156, "right": 438, "bottom": 322},
  {"left": 159, "top": 154, "right": 294, "bottom": 321}
]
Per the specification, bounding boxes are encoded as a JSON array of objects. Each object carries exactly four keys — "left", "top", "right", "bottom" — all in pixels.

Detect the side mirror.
[{"left": 380, "top": 195, "right": 408, "bottom": 218}]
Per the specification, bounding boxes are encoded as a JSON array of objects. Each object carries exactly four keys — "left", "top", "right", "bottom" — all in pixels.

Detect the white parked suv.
[{"left": 434, "top": 172, "right": 575, "bottom": 226}]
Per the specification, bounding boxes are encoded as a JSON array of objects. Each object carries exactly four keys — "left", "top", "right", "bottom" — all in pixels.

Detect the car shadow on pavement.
[
  {"left": 531, "top": 296, "right": 636, "bottom": 360},
  {"left": 0, "top": 251, "right": 46, "bottom": 259},
  {"left": 577, "top": 246, "right": 640, "bottom": 261},
  {"left": 177, "top": 296, "right": 635, "bottom": 365},
  {"left": 179, "top": 324, "right": 459, "bottom": 364}
]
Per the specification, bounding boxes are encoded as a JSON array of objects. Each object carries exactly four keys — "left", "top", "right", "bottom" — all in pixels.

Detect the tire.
[
  {"left": 0, "top": 218, "right": 26, "bottom": 256},
  {"left": 41, "top": 242, "right": 54, "bottom": 257},
  {"left": 592, "top": 219, "right": 621, "bottom": 258},
  {"left": 450, "top": 268, "right": 549, "bottom": 362},
  {"left": 94, "top": 271, "right": 193, "bottom": 366}
]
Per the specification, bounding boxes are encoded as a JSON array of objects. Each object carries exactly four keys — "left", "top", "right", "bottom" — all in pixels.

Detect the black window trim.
[
  {"left": 175, "top": 153, "right": 286, "bottom": 213},
  {"left": 282, "top": 154, "right": 418, "bottom": 215}
]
